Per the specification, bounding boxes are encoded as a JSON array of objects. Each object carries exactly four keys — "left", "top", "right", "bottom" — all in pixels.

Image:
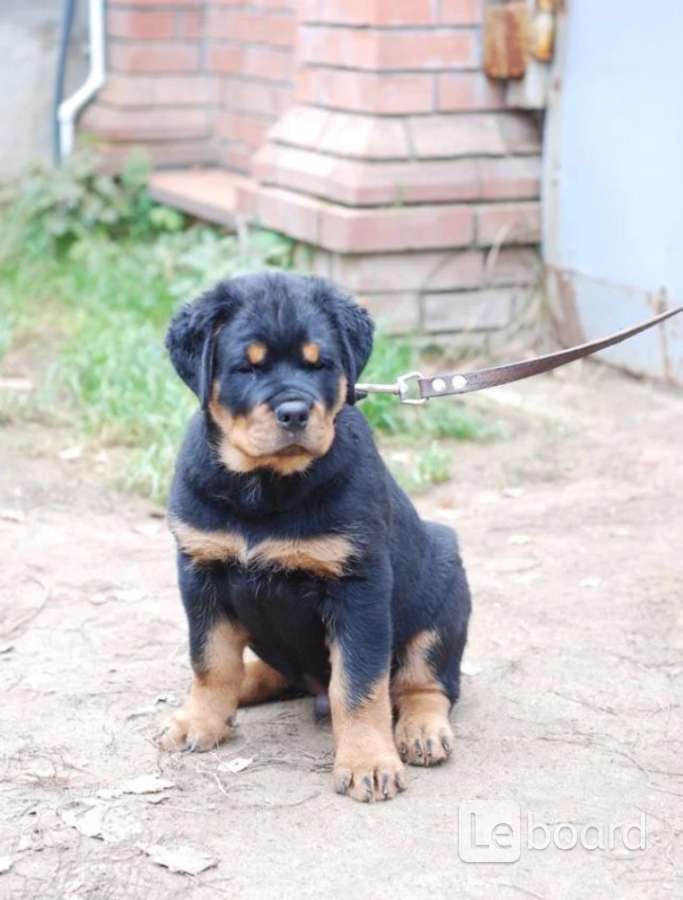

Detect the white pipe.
[{"left": 58, "top": 0, "right": 106, "bottom": 159}]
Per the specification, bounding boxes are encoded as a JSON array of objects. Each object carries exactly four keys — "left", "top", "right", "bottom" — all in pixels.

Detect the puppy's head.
[{"left": 166, "top": 273, "right": 374, "bottom": 476}]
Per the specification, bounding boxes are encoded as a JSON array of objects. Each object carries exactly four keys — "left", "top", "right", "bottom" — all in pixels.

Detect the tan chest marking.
[{"left": 170, "top": 519, "right": 354, "bottom": 577}]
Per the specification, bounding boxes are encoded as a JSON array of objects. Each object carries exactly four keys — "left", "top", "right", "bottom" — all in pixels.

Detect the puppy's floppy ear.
[
  {"left": 313, "top": 280, "right": 374, "bottom": 404},
  {"left": 165, "top": 282, "right": 241, "bottom": 408}
]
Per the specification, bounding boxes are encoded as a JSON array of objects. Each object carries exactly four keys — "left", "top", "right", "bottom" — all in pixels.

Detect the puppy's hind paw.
[
  {"left": 157, "top": 708, "right": 234, "bottom": 753},
  {"left": 395, "top": 714, "right": 453, "bottom": 767}
]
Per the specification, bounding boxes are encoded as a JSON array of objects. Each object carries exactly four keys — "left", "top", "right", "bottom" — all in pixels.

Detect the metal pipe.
[
  {"left": 53, "top": 0, "right": 78, "bottom": 164},
  {"left": 57, "top": 0, "right": 106, "bottom": 161}
]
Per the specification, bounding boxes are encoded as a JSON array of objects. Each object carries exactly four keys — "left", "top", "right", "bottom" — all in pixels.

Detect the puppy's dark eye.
[
  {"left": 235, "top": 364, "right": 255, "bottom": 374},
  {"left": 304, "top": 360, "right": 325, "bottom": 371}
]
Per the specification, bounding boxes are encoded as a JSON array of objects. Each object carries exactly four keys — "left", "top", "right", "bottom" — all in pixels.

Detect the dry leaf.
[
  {"left": 140, "top": 843, "right": 218, "bottom": 875},
  {"left": 218, "top": 756, "right": 253, "bottom": 774},
  {"left": 97, "top": 774, "right": 175, "bottom": 799},
  {"left": 60, "top": 802, "right": 142, "bottom": 843}
]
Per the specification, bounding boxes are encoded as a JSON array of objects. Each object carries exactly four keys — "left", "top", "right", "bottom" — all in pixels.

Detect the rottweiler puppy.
[{"left": 159, "top": 272, "right": 471, "bottom": 802}]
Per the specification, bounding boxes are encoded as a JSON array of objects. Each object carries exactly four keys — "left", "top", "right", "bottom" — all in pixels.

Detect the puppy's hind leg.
[
  {"left": 238, "top": 657, "right": 289, "bottom": 707},
  {"left": 392, "top": 631, "right": 455, "bottom": 766},
  {"left": 393, "top": 523, "right": 470, "bottom": 767}
]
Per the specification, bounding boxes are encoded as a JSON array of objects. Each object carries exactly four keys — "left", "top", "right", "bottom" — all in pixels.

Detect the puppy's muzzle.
[{"left": 275, "top": 399, "right": 312, "bottom": 432}]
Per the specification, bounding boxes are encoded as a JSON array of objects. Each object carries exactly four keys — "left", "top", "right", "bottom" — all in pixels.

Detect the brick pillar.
[
  {"left": 82, "top": 0, "right": 217, "bottom": 168},
  {"left": 245, "top": 0, "right": 542, "bottom": 337}
]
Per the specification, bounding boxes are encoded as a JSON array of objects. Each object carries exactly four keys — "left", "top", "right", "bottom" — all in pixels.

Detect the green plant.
[{"left": 3, "top": 149, "right": 184, "bottom": 257}]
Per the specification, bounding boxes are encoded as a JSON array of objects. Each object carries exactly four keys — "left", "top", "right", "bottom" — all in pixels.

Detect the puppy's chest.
[{"left": 169, "top": 516, "right": 355, "bottom": 579}]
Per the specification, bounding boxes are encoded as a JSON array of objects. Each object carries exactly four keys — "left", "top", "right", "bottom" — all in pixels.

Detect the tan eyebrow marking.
[
  {"left": 246, "top": 342, "right": 267, "bottom": 365},
  {"left": 302, "top": 342, "right": 320, "bottom": 365}
]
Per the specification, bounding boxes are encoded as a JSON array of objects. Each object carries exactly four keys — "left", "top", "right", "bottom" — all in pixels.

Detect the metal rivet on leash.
[{"left": 355, "top": 306, "right": 683, "bottom": 404}]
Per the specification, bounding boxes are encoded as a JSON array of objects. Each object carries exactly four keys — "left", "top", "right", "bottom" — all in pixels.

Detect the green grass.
[{"left": 0, "top": 153, "right": 499, "bottom": 502}]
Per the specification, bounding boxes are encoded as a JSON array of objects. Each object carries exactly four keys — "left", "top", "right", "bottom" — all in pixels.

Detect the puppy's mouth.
[{"left": 275, "top": 442, "right": 309, "bottom": 457}]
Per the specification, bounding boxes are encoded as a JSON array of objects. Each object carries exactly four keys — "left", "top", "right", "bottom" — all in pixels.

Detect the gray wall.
[{"left": 0, "top": 0, "right": 87, "bottom": 182}]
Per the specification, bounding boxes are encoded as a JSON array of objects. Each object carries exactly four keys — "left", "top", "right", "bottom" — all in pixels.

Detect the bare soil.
[{"left": 0, "top": 362, "right": 681, "bottom": 899}]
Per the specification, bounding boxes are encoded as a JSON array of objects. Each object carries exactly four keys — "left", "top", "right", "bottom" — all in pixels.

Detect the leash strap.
[{"left": 356, "top": 306, "right": 683, "bottom": 404}]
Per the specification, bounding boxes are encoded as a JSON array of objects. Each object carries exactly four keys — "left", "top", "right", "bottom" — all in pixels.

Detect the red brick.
[
  {"left": 361, "top": 293, "right": 420, "bottom": 333},
  {"left": 423, "top": 289, "right": 515, "bottom": 333},
  {"left": 176, "top": 10, "right": 204, "bottom": 39},
  {"left": 98, "top": 140, "right": 216, "bottom": 172},
  {"left": 269, "top": 106, "right": 330, "bottom": 149},
  {"left": 484, "top": 248, "right": 540, "bottom": 286},
  {"left": 99, "top": 75, "right": 219, "bottom": 106},
  {"left": 299, "top": 27, "right": 478, "bottom": 70},
  {"left": 330, "top": 249, "right": 483, "bottom": 292},
  {"left": 437, "top": 72, "right": 506, "bottom": 111},
  {"left": 409, "top": 114, "right": 506, "bottom": 158},
  {"left": 498, "top": 116, "right": 542, "bottom": 154},
  {"left": 256, "top": 188, "right": 322, "bottom": 244},
  {"left": 478, "top": 157, "right": 541, "bottom": 200},
  {"left": 241, "top": 46, "right": 295, "bottom": 81},
  {"left": 207, "top": 44, "right": 244, "bottom": 74},
  {"left": 476, "top": 202, "right": 541, "bottom": 246},
  {"left": 296, "top": 69, "right": 434, "bottom": 114},
  {"left": 108, "top": 9, "right": 176, "bottom": 40},
  {"left": 221, "top": 78, "right": 294, "bottom": 117},
  {"left": 299, "top": 1, "right": 435, "bottom": 26},
  {"left": 207, "top": 9, "right": 296, "bottom": 46},
  {"left": 317, "top": 113, "right": 410, "bottom": 159},
  {"left": 81, "top": 105, "right": 211, "bottom": 141},
  {"left": 439, "top": 0, "right": 484, "bottom": 26},
  {"left": 109, "top": 41, "right": 200, "bottom": 73},
  {"left": 215, "top": 112, "right": 271, "bottom": 148},
  {"left": 256, "top": 146, "right": 485, "bottom": 206},
  {"left": 320, "top": 204, "right": 474, "bottom": 253},
  {"left": 217, "top": 142, "right": 254, "bottom": 175}
]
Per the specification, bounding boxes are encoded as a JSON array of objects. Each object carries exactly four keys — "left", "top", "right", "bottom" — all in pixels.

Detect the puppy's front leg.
[
  {"left": 159, "top": 557, "right": 248, "bottom": 752},
  {"left": 327, "top": 570, "right": 405, "bottom": 802}
]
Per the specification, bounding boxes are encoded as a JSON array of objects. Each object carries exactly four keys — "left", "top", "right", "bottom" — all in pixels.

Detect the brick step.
[{"left": 148, "top": 169, "right": 252, "bottom": 228}]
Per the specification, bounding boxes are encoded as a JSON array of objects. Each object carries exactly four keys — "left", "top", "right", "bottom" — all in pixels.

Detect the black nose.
[{"left": 275, "top": 400, "right": 310, "bottom": 430}]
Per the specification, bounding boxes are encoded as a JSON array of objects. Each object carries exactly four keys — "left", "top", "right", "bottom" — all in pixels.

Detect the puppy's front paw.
[
  {"left": 158, "top": 706, "right": 234, "bottom": 753},
  {"left": 395, "top": 714, "right": 453, "bottom": 767},
  {"left": 333, "top": 753, "right": 406, "bottom": 802}
]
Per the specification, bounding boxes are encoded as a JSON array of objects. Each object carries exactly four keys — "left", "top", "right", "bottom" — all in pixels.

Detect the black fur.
[{"left": 166, "top": 272, "right": 471, "bottom": 715}]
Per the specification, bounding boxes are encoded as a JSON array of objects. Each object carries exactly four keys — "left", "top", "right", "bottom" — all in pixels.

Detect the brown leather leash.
[{"left": 356, "top": 306, "right": 683, "bottom": 404}]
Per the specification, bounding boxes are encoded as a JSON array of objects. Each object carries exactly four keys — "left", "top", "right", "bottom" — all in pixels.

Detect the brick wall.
[
  {"left": 83, "top": 0, "right": 542, "bottom": 340},
  {"left": 84, "top": 0, "right": 297, "bottom": 170}
]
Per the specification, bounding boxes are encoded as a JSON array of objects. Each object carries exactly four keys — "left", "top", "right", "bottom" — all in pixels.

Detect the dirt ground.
[{"left": 0, "top": 362, "right": 681, "bottom": 899}]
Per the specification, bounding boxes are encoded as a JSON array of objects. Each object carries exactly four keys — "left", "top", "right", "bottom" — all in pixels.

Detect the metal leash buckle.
[{"left": 396, "top": 371, "right": 428, "bottom": 405}]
